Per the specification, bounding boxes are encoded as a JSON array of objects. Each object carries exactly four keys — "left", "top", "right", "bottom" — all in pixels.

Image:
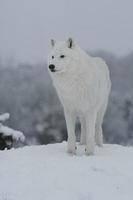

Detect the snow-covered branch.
[
  {"left": 0, "top": 113, "right": 10, "bottom": 122},
  {"left": 0, "top": 124, "right": 25, "bottom": 142},
  {"left": 0, "top": 113, "right": 25, "bottom": 150}
]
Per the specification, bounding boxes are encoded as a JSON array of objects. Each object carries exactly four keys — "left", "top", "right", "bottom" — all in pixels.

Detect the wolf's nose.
[{"left": 49, "top": 64, "right": 55, "bottom": 70}]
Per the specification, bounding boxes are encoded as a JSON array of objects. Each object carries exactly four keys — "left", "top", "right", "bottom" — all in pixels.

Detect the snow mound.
[{"left": 0, "top": 142, "right": 133, "bottom": 200}]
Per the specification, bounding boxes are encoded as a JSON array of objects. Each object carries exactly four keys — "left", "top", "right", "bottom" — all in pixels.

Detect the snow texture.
[{"left": 0, "top": 142, "right": 133, "bottom": 200}]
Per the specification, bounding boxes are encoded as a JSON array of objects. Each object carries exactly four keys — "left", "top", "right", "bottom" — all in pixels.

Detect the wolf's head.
[{"left": 47, "top": 38, "right": 79, "bottom": 75}]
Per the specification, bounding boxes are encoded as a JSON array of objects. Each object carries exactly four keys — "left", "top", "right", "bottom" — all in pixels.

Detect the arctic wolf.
[{"left": 47, "top": 38, "right": 111, "bottom": 155}]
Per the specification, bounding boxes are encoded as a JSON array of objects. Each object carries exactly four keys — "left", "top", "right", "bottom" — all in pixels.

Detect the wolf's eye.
[
  {"left": 52, "top": 56, "right": 54, "bottom": 59},
  {"left": 60, "top": 55, "right": 65, "bottom": 58}
]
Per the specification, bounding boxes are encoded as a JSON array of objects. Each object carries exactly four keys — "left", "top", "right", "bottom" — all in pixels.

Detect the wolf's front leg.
[
  {"left": 85, "top": 111, "right": 96, "bottom": 155},
  {"left": 64, "top": 108, "right": 76, "bottom": 155}
]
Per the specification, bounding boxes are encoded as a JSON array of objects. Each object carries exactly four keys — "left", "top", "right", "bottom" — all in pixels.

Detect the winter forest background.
[{"left": 0, "top": 50, "right": 133, "bottom": 147}]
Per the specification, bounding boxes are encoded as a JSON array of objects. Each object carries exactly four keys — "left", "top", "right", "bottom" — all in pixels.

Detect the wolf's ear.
[
  {"left": 67, "top": 38, "right": 74, "bottom": 48},
  {"left": 50, "top": 39, "right": 55, "bottom": 47}
]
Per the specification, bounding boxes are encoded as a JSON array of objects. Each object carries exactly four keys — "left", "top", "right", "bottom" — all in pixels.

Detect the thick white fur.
[{"left": 47, "top": 39, "right": 111, "bottom": 155}]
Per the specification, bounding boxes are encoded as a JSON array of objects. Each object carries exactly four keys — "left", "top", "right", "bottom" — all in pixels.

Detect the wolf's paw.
[
  {"left": 67, "top": 146, "right": 77, "bottom": 155},
  {"left": 85, "top": 148, "right": 94, "bottom": 156}
]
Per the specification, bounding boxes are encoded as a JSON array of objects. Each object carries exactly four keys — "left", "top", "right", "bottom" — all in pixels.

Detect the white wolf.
[{"left": 47, "top": 38, "right": 111, "bottom": 155}]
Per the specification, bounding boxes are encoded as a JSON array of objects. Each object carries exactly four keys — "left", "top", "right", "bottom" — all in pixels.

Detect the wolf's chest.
[
  {"left": 55, "top": 79, "right": 95, "bottom": 109},
  {"left": 52, "top": 71, "right": 100, "bottom": 111},
  {"left": 56, "top": 82, "right": 79, "bottom": 102}
]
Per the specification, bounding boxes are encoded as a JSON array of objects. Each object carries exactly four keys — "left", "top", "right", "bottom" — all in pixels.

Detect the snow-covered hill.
[{"left": 0, "top": 142, "right": 133, "bottom": 200}]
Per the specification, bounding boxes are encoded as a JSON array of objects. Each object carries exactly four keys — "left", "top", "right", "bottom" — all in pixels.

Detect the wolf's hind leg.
[
  {"left": 64, "top": 108, "right": 76, "bottom": 154},
  {"left": 95, "top": 102, "right": 107, "bottom": 147},
  {"left": 85, "top": 111, "right": 96, "bottom": 155},
  {"left": 80, "top": 117, "right": 86, "bottom": 145}
]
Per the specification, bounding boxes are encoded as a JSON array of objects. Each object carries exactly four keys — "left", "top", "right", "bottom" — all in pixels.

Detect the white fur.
[{"left": 47, "top": 38, "right": 111, "bottom": 155}]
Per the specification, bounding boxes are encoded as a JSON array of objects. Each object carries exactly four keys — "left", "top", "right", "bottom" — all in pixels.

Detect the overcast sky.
[{"left": 0, "top": 0, "right": 133, "bottom": 63}]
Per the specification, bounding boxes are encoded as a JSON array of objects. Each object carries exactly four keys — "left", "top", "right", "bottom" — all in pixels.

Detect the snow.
[
  {"left": 0, "top": 142, "right": 133, "bottom": 200},
  {"left": 0, "top": 113, "right": 10, "bottom": 122},
  {"left": 0, "top": 124, "right": 25, "bottom": 142}
]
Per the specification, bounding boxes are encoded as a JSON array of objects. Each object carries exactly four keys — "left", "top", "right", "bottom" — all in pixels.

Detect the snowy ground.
[{"left": 0, "top": 142, "right": 133, "bottom": 200}]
